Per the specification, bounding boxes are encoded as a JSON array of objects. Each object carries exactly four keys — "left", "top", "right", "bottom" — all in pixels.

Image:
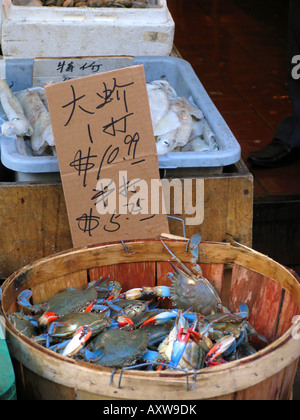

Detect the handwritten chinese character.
[
  {"left": 80, "top": 62, "right": 102, "bottom": 73},
  {"left": 57, "top": 61, "right": 66, "bottom": 73},
  {"left": 63, "top": 85, "right": 95, "bottom": 126},
  {"left": 66, "top": 62, "right": 75, "bottom": 73},
  {"left": 96, "top": 78, "right": 134, "bottom": 110}
]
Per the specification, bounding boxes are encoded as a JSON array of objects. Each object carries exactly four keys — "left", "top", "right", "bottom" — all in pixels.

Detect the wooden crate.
[
  {"left": 1, "top": 239, "right": 299, "bottom": 400},
  {"left": 0, "top": 160, "right": 253, "bottom": 279}
]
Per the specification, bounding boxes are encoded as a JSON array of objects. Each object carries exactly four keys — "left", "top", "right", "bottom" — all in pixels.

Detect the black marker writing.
[
  {"left": 63, "top": 85, "right": 95, "bottom": 127},
  {"left": 76, "top": 208, "right": 101, "bottom": 237},
  {"left": 70, "top": 147, "right": 97, "bottom": 188}
]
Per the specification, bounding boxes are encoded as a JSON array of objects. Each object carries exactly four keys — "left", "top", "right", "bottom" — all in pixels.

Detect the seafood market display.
[
  {"left": 0, "top": 79, "right": 218, "bottom": 158},
  {"left": 147, "top": 80, "right": 218, "bottom": 154},
  {"left": 13, "top": 0, "right": 159, "bottom": 8},
  {"left": 0, "top": 80, "right": 33, "bottom": 140},
  {"left": 9, "top": 238, "right": 267, "bottom": 372},
  {"left": 16, "top": 89, "right": 55, "bottom": 156},
  {"left": 0, "top": 81, "right": 55, "bottom": 156}
]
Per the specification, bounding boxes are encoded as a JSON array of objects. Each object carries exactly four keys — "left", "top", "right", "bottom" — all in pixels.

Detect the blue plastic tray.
[{"left": 0, "top": 56, "right": 241, "bottom": 173}]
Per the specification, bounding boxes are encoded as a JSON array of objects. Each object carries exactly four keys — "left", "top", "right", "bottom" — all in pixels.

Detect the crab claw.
[
  {"left": 205, "top": 335, "right": 236, "bottom": 364},
  {"left": 117, "top": 316, "right": 135, "bottom": 329},
  {"left": 122, "top": 288, "right": 144, "bottom": 300},
  {"left": 84, "top": 300, "right": 97, "bottom": 313},
  {"left": 62, "top": 326, "right": 93, "bottom": 358},
  {"left": 168, "top": 325, "right": 195, "bottom": 368},
  {"left": 17, "top": 290, "right": 33, "bottom": 310},
  {"left": 153, "top": 286, "right": 171, "bottom": 298},
  {"left": 140, "top": 311, "right": 177, "bottom": 328},
  {"left": 39, "top": 312, "right": 61, "bottom": 327}
]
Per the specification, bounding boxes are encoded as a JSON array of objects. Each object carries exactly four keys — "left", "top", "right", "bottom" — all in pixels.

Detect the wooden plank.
[
  {"left": 167, "top": 171, "right": 253, "bottom": 247},
  {"left": 0, "top": 183, "right": 72, "bottom": 279},
  {"left": 233, "top": 369, "right": 287, "bottom": 400},
  {"left": 89, "top": 262, "right": 157, "bottom": 291},
  {"left": 279, "top": 361, "right": 299, "bottom": 400},
  {"left": 230, "top": 264, "right": 283, "bottom": 345},
  {"left": 276, "top": 289, "right": 300, "bottom": 339},
  {"left": 20, "top": 364, "right": 76, "bottom": 400},
  {"left": 30, "top": 270, "right": 88, "bottom": 306}
]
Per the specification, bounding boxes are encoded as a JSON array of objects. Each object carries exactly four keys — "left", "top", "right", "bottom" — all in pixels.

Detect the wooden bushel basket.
[{"left": 1, "top": 239, "right": 300, "bottom": 400}]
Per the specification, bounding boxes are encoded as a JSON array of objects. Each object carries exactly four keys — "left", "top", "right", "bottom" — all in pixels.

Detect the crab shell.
[
  {"left": 112, "top": 300, "right": 150, "bottom": 319},
  {"left": 44, "top": 287, "right": 98, "bottom": 316},
  {"left": 9, "top": 314, "right": 38, "bottom": 339},
  {"left": 169, "top": 265, "right": 219, "bottom": 316},
  {"left": 49, "top": 312, "right": 111, "bottom": 340},
  {"left": 90, "top": 329, "right": 148, "bottom": 368}
]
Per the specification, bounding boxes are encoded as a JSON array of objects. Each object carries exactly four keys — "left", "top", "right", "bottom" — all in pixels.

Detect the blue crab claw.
[
  {"left": 236, "top": 303, "right": 249, "bottom": 319},
  {"left": 168, "top": 340, "right": 188, "bottom": 368},
  {"left": 140, "top": 311, "right": 177, "bottom": 328},
  {"left": 239, "top": 302, "right": 249, "bottom": 314},
  {"left": 17, "top": 290, "right": 42, "bottom": 313},
  {"left": 153, "top": 286, "right": 171, "bottom": 298},
  {"left": 17, "top": 290, "right": 33, "bottom": 308},
  {"left": 168, "top": 325, "right": 196, "bottom": 368},
  {"left": 205, "top": 335, "right": 236, "bottom": 364},
  {"left": 62, "top": 326, "right": 93, "bottom": 358}
]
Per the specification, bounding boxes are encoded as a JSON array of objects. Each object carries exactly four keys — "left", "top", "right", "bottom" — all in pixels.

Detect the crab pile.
[{"left": 9, "top": 240, "right": 267, "bottom": 372}]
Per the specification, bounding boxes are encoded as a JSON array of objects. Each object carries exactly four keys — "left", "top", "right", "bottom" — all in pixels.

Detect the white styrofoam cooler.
[
  {"left": 1, "top": 0, "right": 175, "bottom": 58},
  {"left": 0, "top": 56, "right": 241, "bottom": 181}
]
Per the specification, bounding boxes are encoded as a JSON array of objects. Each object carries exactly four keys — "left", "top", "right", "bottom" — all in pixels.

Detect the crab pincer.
[
  {"left": 205, "top": 335, "right": 236, "bottom": 366},
  {"left": 140, "top": 311, "right": 177, "bottom": 328},
  {"left": 38, "top": 312, "right": 61, "bottom": 327},
  {"left": 115, "top": 316, "right": 135, "bottom": 329},
  {"left": 17, "top": 290, "right": 45, "bottom": 314},
  {"left": 62, "top": 326, "right": 93, "bottom": 358},
  {"left": 169, "top": 323, "right": 199, "bottom": 369}
]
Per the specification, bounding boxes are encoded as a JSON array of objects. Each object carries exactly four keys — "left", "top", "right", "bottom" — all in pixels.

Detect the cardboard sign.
[
  {"left": 45, "top": 65, "right": 169, "bottom": 247},
  {"left": 33, "top": 57, "right": 135, "bottom": 86}
]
